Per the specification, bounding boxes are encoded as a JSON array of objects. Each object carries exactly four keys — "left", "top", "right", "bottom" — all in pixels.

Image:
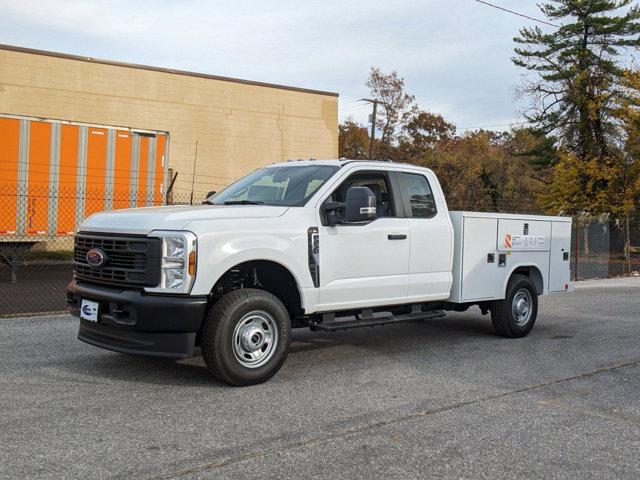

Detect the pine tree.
[
  {"left": 513, "top": 1, "right": 640, "bottom": 215},
  {"left": 513, "top": 1, "right": 640, "bottom": 159}
]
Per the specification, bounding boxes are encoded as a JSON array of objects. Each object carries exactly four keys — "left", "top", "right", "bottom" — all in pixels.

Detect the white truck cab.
[{"left": 68, "top": 159, "right": 572, "bottom": 385}]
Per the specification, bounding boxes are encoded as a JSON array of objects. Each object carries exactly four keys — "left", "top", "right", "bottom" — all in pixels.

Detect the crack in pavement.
[
  {"left": 146, "top": 358, "right": 640, "bottom": 480},
  {"left": 538, "top": 397, "right": 640, "bottom": 427}
]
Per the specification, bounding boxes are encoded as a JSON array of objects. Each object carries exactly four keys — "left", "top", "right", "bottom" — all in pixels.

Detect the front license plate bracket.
[{"left": 80, "top": 299, "right": 99, "bottom": 322}]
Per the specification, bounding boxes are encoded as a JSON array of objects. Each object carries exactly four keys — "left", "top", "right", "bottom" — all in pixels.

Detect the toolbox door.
[
  {"left": 460, "top": 216, "right": 502, "bottom": 301},
  {"left": 548, "top": 221, "right": 572, "bottom": 292}
]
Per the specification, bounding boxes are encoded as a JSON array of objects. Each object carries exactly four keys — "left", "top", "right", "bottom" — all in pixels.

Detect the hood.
[{"left": 80, "top": 204, "right": 289, "bottom": 235}]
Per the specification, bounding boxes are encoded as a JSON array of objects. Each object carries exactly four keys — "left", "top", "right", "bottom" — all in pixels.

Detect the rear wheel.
[
  {"left": 490, "top": 274, "right": 538, "bottom": 338},
  {"left": 201, "top": 288, "right": 291, "bottom": 386}
]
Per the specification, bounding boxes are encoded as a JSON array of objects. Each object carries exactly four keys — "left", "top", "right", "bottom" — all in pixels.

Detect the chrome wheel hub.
[
  {"left": 512, "top": 288, "right": 532, "bottom": 327},
  {"left": 232, "top": 311, "right": 278, "bottom": 368}
]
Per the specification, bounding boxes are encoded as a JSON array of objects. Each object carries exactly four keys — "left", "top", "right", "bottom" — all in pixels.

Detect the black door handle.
[{"left": 387, "top": 234, "right": 407, "bottom": 240}]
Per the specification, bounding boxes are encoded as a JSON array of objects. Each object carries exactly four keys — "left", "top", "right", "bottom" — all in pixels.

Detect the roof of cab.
[{"left": 273, "top": 158, "right": 428, "bottom": 170}]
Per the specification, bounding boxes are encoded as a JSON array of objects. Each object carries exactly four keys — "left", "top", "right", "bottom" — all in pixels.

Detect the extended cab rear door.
[
  {"left": 315, "top": 168, "right": 410, "bottom": 311},
  {"left": 397, "top": 170, "right": 454, "bottom": 302}
]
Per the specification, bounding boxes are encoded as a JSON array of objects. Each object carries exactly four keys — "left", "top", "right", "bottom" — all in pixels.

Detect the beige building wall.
[{"left": 0, "top": 45, "right": 338, "bottom": 199}]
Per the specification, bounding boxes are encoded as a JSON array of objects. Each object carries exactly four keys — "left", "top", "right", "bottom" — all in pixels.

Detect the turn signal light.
[{"left": 188, "top": 251, "right": 196, "bottom": 276}]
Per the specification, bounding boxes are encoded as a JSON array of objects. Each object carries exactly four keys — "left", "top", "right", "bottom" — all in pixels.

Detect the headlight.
[{"left": 145, "top": 230, "right": 197, "bottom": 294}]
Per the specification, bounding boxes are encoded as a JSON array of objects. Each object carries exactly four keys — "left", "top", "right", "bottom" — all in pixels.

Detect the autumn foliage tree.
[
  {"left": 338, "top": 0, "right": 640, "bottom": 239},
  {"left": 512, "top": 0, "right": 640, "bottom": 215},
  {"left": 338, "top": 119, "right": 369, "bottom": 159},
  {"left": 398, "top": 111, "right": 456, "bottom": 162},
  {"left": 420, "top": 130, "right": 539, "bottom": 213},
  {"left": 395, "top": 112, "right": 540, "bottom": 212},
  {"left": 339, "top": 106, "right": 542, "bottom": 213},
  {"left": 365, "top": 67, "right": 416, "bottom": 158}
]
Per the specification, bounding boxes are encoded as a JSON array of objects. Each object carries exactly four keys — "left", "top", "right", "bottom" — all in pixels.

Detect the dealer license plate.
[{"left": 80, "top": 299, "right": 99, "bottom": 322}]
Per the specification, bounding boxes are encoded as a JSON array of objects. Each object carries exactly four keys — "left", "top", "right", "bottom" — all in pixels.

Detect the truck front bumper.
[{"left": 67, "top": 280, "right": 208, "bottom": 358}]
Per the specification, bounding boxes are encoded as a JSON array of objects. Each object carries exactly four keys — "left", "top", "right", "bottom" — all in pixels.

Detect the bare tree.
[{"left": 366, "top": 67, "right": 417, "bottom": 157}]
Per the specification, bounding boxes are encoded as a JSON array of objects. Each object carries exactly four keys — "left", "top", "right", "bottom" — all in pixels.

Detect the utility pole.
[
  {"left": 361, "top": 98, "right": 380, "bottom": 159},
  {"left": 189, "top": 140, "right": 199, "bottom": 205}
]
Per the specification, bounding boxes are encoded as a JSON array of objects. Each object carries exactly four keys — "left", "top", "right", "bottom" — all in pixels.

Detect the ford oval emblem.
[{"left": 86, "top": 248, "right": 107, "bottom": 268}]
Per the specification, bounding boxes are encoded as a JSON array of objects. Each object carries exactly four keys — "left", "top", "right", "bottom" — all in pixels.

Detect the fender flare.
[
  {"left": 501, "top": 263, "right": 545, "bottom": 297},
  {"left": 204, "top": 248, "right": 310, "bottom": 308}
]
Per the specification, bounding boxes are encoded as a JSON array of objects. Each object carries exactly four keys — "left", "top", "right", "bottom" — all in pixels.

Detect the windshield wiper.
[{"left": 223, "top": 200, "right": 264, "bottom": 205}]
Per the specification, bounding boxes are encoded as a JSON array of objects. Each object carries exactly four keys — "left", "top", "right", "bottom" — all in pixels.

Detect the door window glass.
[
  {"left": 328, "top": 172, "right": 395, "bottom": 217},
  {"left": 399, "top": 173, "right": 437, "bottom": 218}
]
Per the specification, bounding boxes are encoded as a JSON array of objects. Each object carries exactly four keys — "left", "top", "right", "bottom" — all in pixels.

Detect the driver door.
[{"left": 316, "top": 170, "right": 410, "bottom": 312}]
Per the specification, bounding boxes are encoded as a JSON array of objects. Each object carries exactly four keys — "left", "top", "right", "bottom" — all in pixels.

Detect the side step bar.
[{"left": 310, "top": 310, "right": 446, "bottom": 332}]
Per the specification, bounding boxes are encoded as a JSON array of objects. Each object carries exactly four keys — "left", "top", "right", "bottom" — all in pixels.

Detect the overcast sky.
[{"left": 0, "top": 0, "right": 559, "bottom": 131}]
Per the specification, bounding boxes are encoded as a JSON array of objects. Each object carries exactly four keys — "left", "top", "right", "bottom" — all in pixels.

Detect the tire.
[
  {"left": 490, "top": 274, "right": 538, "bottom": 338},
  {"left": 201, "top": 288, "right": 291, "bottom": 386}
]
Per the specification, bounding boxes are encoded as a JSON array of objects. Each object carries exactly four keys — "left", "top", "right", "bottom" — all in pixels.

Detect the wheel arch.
[
  {"left": 210, "top": 259, "right": 305, "bottom": 319},
  {"left": 504, "top": 264, "right": 544, "bottom": 296}
]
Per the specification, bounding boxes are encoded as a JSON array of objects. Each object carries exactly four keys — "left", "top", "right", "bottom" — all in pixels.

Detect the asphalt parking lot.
[
  {"left": 0, "top": 262, "right": 72, "bottom": 316},
  {"left": 1, "top": 278, "right": 639, "bottom": 479}
]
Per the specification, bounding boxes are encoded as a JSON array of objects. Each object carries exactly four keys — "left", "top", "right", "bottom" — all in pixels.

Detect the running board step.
[{"left": 310, "top": 310, "right": 446, "bottom": 332}]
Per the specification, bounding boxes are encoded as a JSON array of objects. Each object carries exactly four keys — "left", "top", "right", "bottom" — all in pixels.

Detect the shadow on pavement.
[{"left": 50, "top": 313, "right": 505, "bottom": 387}]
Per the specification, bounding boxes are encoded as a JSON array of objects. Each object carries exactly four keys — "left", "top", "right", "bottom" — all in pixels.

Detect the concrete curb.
[{"left": 576, "top": 277, "right": 640, "bottom": 289}]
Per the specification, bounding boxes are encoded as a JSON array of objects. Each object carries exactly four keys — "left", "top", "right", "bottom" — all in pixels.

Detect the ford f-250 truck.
[{"left": 68, "top": 159, "right": 573, "bottom": 386}]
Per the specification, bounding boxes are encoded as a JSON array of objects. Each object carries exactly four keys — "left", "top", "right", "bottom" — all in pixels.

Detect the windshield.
[{"left": 208, "top": 164, "right": 339, "bottom": 206}]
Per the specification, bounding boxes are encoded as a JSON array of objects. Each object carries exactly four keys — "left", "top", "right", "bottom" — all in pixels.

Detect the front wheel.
[
  {"left": 201, "top": 289, "right": 291, "bottom": 386},
  {"left": 490, "top": 274, "right": 538, "bottom": 338}
]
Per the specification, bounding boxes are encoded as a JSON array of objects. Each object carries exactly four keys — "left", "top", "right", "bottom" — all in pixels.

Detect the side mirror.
[
  {"left": 345, "top": 187, "right": 376, "bottom": 223},
  {"left": 202, "top": 191, "right": 216, "bottom": 204}
]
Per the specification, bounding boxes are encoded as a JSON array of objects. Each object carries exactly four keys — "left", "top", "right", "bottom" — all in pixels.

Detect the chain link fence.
[
  {"left": 0, "top": 185, "right": 188, "bottom": 317},
  {"left": 1, "top": 186, "right": 638, "bottom": 317},
  {"left": 571, "top": 216, "right": 640, "bottom": 280}
]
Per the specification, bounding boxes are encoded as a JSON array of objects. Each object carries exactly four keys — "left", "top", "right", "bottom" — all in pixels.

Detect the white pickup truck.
[{"left": 68, "top": 159, "right": 573, "bottom": 385}]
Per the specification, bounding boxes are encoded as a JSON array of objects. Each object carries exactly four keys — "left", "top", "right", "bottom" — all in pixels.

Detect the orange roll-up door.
[
  {"left": 26, "top": 121, "right": 51, "bottom": 236},
  {"left": 153, "top": 135, "right": 166, "bottom": 205},
  {"left": 137, "top": 136, "right": 149, "bottom": 207},
  {"left": 57, "top": 124, "right": 79, "bottom": 234},
  {"left": 113, "top": 130, "right": 132, "bottom": 210},
  {"left": 84, "top": 127, "right": 107, "bottom": 218},
  {"left": 0, "top": 117, "right": 20, "bottom": 235}
]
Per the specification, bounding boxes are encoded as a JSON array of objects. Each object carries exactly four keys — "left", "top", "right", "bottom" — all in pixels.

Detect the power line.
[
  {"left": 340, "top": 99, "right": 366, "bottom": 106},
  {"left": 472, "top": 0, "right": 559, "bottom": 28},
  {"left": 338, "top": 105, "right": 370, "bottom": 113},
  {"left": 339, "top": 100, "right": 368, "bottom": 111},
  {"left": 339, "top": 103, "right": 368, "bottom": 110},
  {"left": 458, "top": 121, "right": 530, "bottom": 131}
]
